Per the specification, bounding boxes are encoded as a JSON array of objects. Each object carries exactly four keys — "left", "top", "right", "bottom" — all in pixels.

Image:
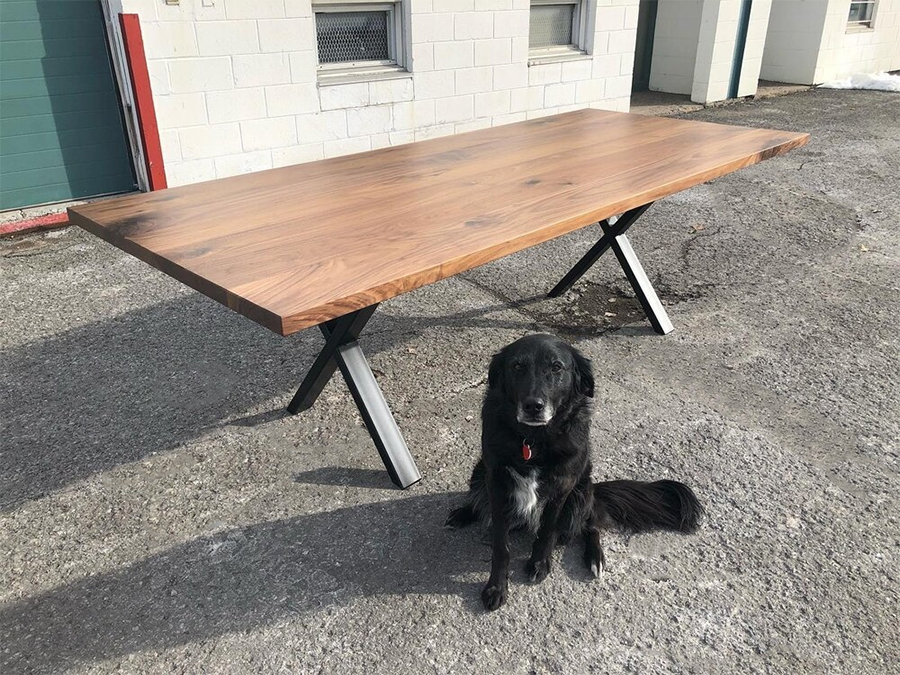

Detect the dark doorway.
[{"left": 632, "top": 0, "right": 658, "bottom": 92}]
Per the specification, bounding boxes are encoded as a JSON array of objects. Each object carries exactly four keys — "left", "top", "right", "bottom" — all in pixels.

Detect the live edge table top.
[{"left": 68, "top": 109, "right": 808, "bottom": 336}]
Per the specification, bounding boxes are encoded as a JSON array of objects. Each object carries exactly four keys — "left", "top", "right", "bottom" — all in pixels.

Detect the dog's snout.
[{"left": 523, "top": 398, "right": 545, "bottom": 414}]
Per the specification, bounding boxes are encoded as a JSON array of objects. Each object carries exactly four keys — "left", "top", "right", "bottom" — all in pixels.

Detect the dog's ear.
[
  {"left": 488, "top": 350, "right": 506, "bottom": 392},
  {"left": 572, "top": 348, "right": 594, "bottom": 398}
]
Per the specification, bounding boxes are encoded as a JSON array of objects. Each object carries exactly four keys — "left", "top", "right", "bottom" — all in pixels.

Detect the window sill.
[
  {"left": 528, "top": 50, "right": 591, "bottom": 67},
  {"left": 845, "top": 24, "right": 875, "bottom": 33},
  {"left": 317, "top": 65, "right": 412, "bottom": 87}
]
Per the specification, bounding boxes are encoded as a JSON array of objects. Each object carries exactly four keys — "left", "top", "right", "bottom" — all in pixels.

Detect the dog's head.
[{"left": 487, "top": 334, "right": 594, "bottom": 426}]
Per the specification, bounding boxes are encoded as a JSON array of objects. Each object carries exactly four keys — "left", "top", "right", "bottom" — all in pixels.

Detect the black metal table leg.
[
  {"left": 287, "top": 304, "right": 422, "bottom": 489},
  {"left": 600, "top": 222, "right": 674, "bottom": 335},
  {"left": 548, "top": 201, "right": 673, "bottom": 334}
]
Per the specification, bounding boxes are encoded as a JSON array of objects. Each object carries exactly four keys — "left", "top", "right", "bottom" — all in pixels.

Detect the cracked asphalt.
[{"left": 1, "top": 89, "right": 898, "bottom": 674}]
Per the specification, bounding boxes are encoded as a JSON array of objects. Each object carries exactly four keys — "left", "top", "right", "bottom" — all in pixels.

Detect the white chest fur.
[{"left": 507, "top": 467, "right": 543, "bottom": 533}]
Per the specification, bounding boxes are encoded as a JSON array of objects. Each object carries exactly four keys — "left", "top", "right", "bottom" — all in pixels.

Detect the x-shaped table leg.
[
  {"left": 549, "top": 202, "right": 674, "bottom": 335},
  {"left": 287, "top": 304, "right": 422, "bottom": 489}
]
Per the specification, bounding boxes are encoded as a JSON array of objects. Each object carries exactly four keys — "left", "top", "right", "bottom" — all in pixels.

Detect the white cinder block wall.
[
  {"left": 115, "top": 0, "right": 640, "bottom": 187},
  {"left": 761, "top": 0, "right": 900, "bottom": 84},
  {"left": 650, "top": 0, "right": 771, "bottom": 103}
]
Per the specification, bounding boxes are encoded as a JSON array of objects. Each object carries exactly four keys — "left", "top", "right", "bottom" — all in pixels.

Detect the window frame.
[
  {"left": 312, "top": 0, "right": 407, "bottom": 84},
  {"left": 528, "top": 0, "right": 590, "bottom": 65},
  {"left": 847, "top": 0, "right": 876, "bottom": 30}
]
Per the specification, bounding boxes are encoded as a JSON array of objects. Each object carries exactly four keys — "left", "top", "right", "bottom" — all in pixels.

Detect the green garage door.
[{"left": 0, "top": 0, "right": 136, "bottom": 211}]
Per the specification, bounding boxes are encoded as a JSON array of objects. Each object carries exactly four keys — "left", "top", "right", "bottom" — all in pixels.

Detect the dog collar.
[{"left": 522, "top": 439, "right": 532, "bottom": 461}]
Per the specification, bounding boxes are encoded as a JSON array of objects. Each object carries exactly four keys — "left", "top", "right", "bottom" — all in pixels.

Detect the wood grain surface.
[{"left": 68, "top": 109, "right": 809, "bottom": 336}]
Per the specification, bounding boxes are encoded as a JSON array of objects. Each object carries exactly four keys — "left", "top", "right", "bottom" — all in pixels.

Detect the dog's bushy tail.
[{"left": 593, "top": 479, "right": 703, "bottom": 534}]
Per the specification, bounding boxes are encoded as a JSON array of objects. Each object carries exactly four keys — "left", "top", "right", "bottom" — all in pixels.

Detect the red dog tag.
[{"left": 522, "top": 442, "right": 532, "bottom": 461}]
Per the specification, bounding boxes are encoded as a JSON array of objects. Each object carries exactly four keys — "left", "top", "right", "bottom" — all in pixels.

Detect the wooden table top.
[{"left": 69, "top": 109, "right": 808, "bottom": 336}]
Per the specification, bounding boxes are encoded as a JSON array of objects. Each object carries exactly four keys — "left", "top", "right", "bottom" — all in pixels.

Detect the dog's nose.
[{"left": 523, "top": 398, "right": 545, "bottom": 415}]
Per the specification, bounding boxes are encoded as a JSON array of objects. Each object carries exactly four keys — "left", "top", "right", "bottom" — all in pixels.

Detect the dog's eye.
[
  {"left": 551, "top": 362, "right": 564, "bottom": 372},
  {"left": 512, "top": 363, "right": 525, "bottom": 371}
]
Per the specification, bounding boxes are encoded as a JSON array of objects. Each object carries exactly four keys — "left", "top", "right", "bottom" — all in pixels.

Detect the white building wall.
[
  {"left": 117, "top": 0, "right": 640, "bottom": 188},
  {"left": 762, "top": 0, "right": 900, "bottom": 85},
  {"left": 649, "top": 0, "right": 703, "bottom": 95},
  {"left": 816, "top": 0, "right": 900, "bottom": 81}
]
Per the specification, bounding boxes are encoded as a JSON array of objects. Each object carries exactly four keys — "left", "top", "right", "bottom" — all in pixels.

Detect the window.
[
  {"left": 529, "top": 0, "right": 589, "bottom": 63},
  {"left": 313, "top": 1, "right": 405, "bottom": 83},
  {"left": 847, "top": 1, "right": 875, "bottom": 28}
]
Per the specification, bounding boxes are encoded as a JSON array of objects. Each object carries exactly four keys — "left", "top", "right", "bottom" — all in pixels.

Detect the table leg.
[
  {"left": 287, "top": 304, "right": 422, "bottom": 489},
  {"left": 548, "top": 202, "right": 673, "bottom": 335}
]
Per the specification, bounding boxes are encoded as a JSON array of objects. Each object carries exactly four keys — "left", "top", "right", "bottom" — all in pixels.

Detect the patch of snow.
[{"left": 819, "top": 72, "right": 900, "bottom": 92}]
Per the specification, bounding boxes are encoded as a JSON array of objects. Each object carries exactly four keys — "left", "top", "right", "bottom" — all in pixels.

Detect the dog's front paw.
[
  {"left": 481, "top": 581, "right": 508, "bottom": 611},
  {"left": 525, "top": 556, "right": 551, "bottom": 583}
]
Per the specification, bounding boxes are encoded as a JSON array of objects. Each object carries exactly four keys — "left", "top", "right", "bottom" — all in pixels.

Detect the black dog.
[{"left": 446, "top": 334, "right": 703, "bottom": 611}]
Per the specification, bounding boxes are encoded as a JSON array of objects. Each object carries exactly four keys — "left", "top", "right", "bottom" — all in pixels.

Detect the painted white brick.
[
  {"left": 272, "top": 143, "right": 325, "bottom": 167},
  {"left": 155, "top": 0, "right": 226, "bottom": 22},
  {"left": 155, "top": 93, "right": 208, "bottom": 129},
  {"left": 493, "top": 11, "right": 529, "bottom": 38},
  {"left": 415, "top": 123, "right": 455, "bottom": 141},
  {"left": 389, "top": 130, "right": 416, "bottom": 145},
  {"left": 319, "top": 82, "right": 370, "bottom": 110},
  {"left": 168, "top": 57, "right": 234, "bottom": 93},
  {"left": 346, "top": 105, "right": 393, "bottom": 136},
  {"left": 166, "top": 159, "right": 216, "bottom": 187},
  {"left": 289, "top": 50, "right": 318, "bottom": 83},
  {"left": 369, "top": 77, "right": 414, "bottom": 104},
  {"left": 474, "top": 89, "right": 510, "bottom": 117},
  {"left": 596, "top": 6, "right": 627, "bottom": 32},
  {"left": 159, "top": 130, "right": 181, "bottom": 162},
  {"left": 412, "top": 43, "right": 435, "bottom": 71},
  {"left": 265, "top": 83, "right": 320, "bottom": 116},
  {"left": 195, "top": 21, "right": 259, "bottom": 56},
  {"left": 297, "top": 111, "right": 349, "bottom": 143},
  {"left": 544, "top": 82, "right": 576, "bottom": 107},
  {"left": 179, "top": 122, "right": 242, "bottom": 159},
  {"left": 455, "top": 12, "right": 494, "bottom": 39},
  {"left": 492, "top": 111, "right": 527, "bottom": 126},
  {"left": 284, "top": 0, "right": 314, "bottom": 18},
  {"left": 527, "top": 107, "right": 559, "bottom": 120},
  {"left": 226, "top": 0, "right": 285, "bottom": 19},
  {"left": 509, "top": 86, "right": 529, "bottom": 112},
  {"left": 605, "top": 74, "right": 632, "bottom": 99},
  {"left": 575, "top": 78, "right": 605, "bottom": 103},
  {"left": 412, "top": 14, "right": 455, "bottom": 42},
  {"left": 240, "top": 117, "right": 298, "bottom": 151},
  {"left": 455, "top": 118, "right": 492, "bottom": 133},
  {"left": 593, "top": 54, "right": 621, "bottom": 78},
  {"left": 511, "top": 37, "right": 529, "bottom": 61},
  {"left": 371, "top": 133, "right": 392, "bottom": 150},
  {"left": 215, "top": 150, "right": 273, "bottom": 178},
  {"left": 258, "top": 18, "right": 314, "bottom": 52},
  {"left": 561, "top": 59, "right": 593, "bottom": 82},
  {"left": 147, "top": 60, "right": 171, "bottom": 95},
  {"left": 608, "top": 30, "right": 636, "bottom": 55},
  {"left": 434, "top": 94, "right": 475, "bottom": 123},
  {"left": 393, "top": 100, "right": 436, "bottom": 129},
  {"left": 434, "top": 41, "right": 475, "bottom": 70},
  {"left": 206, "top": 88, "right": 267, "bottom": 123},
  {"left": 143, "top": 22, "right": 198, "bottom": 59},
  {"left": 455, "top": 66, "right": 493, "bottom": 94},
  {"left": 492, "top": 63, "right": 527, "bottom": 89},
  {"left": 233, "top": 53, "right": 291, "bottom": 87},
  {"left": 324, "top": 136, "right": 372, "bottom": 158},
  {"left": 414, "top": 70, "right": 455, "bottom": 99},
  {"left": 434, "top": 0, "right": 475, "bottom": 12},
  {"left": 474, "top": 38, "right": 512, "bottom": 65},
  {"left": 476, "top": 0, "right": 513, "bottom": 9},
  {"left": 528, "top": 62, "right": 562, "bottom": 85}
]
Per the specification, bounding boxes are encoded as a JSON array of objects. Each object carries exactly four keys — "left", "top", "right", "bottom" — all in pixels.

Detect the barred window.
[
  {"left": 847, "top": 1, "right": 875, "bottom": 28},
  {"left": 529, "top": 0, "right": 588, "bottom": 62},
  {"left": 313, "top": 1, "right": 405, "bottom": 82}
]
